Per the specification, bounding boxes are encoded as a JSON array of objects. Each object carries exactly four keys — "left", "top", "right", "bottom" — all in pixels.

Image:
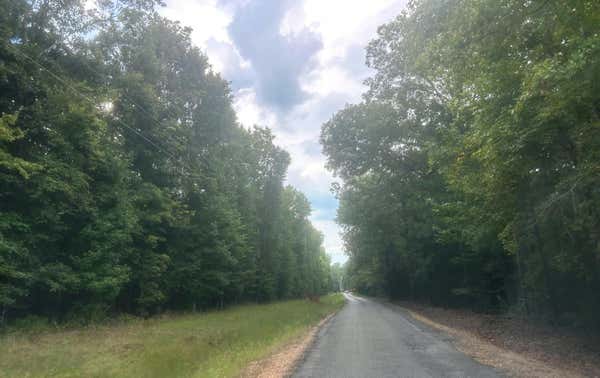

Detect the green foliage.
[
  {"left": 0, "top": 0, "right": 332, "bottom": 324},
  {"left": 0, "top": 294, "right": 345, "bottom": 377},
  {"left": 324, "top": 0, "right": 600, "bottom": 328}
]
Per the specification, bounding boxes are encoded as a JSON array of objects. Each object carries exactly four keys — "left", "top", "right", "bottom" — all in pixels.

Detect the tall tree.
[
  {"left": 1, "top": 0, "right": 334, "bottom": 323},
  {"left": 324, "top": 0, "right": 600, "bottom": 327}
]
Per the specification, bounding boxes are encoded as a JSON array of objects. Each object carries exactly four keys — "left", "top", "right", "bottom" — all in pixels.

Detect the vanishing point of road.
[{"left": 293, "top": 292, "right": 502, "bottom": 378}]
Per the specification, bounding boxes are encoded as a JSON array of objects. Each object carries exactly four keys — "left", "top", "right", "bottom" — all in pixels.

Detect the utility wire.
[
  {"left": 73, "top": 44, "right": 200, "bottom": 152},
  {"left": 71, "top": 41, "right": 216, "bottom": 176},
  {"left": 5, "top": 41, "right": 209, "bottom": 182}
]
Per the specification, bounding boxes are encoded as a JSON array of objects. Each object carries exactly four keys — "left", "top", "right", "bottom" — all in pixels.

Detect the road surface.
[{"left": 293, "top": 293, "right": 502, "bottom": 378}]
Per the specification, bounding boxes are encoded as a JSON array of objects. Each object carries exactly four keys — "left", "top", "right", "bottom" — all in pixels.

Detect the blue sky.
[{"left": 161, "top": 0, "right": 407, "bottom": 264}]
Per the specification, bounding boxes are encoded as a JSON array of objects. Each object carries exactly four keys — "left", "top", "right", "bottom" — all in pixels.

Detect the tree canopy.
[
  {"left": 323, "top": 0, "right": 600, "bottom": 328},
  {"left": 0, "top": 0, "right": 333, "bottom": 323}
]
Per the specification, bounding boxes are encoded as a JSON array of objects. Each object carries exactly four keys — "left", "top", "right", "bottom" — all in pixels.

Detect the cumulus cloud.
[
  {"left": 162, "top": 0, "right": 408, "bottom": 264},
  {"left": 226, "top": 0, "right": 323, "bottom": 112},
  {"left": 233, "top": 87, "right": 277, "bottom": 128},
  {"left": 205, "top": 38, "right": 253, "bottom": 89}
]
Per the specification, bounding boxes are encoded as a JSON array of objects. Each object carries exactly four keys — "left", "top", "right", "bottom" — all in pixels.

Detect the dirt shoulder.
[
  {"left": 239, "top": 312, "right": 337, "bottom": 378},
  {"left": 400, "top": 302, "right": 600, "bottom": 377}
]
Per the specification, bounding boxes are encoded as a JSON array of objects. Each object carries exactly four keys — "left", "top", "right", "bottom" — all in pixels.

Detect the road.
[{"left": 292, "top": 293, "right": 502, "bottom": 378}]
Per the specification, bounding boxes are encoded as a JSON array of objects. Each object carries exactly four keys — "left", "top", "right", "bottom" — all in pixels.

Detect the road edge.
[
  {"left": 403, "top": 307, "right": 582, "bottom": 378},
  {"left": 239, "top": 304, "right": 344, "bottom": 378},
  {"left": 285, "top": 309, "right": 339, "bottom": 377}
]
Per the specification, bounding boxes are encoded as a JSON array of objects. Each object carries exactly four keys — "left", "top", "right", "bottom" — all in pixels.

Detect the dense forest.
[
  {"left": 324, "top": 0, "right": 600, "bottom": 329},
  {"left": 0, "top": 0, "right": 335, "bottom": 324}
]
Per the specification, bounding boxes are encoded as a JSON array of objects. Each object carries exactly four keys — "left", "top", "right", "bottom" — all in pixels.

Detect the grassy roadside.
[{"left": 0, "top": 294, "right": 345, "bottom": 378}]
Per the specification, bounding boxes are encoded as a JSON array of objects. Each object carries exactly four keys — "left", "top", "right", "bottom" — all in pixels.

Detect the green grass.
[{"left": 0, "top": 294, "right": 345, "bottom": 378}]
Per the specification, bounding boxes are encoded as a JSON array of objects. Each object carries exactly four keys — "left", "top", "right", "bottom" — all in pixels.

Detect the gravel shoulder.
[
  {"left": 239, "top": 312, "right": 338, "bottom": 378},
  {"left": 400, "top": 302, "right": 600, "bottom": 377}
]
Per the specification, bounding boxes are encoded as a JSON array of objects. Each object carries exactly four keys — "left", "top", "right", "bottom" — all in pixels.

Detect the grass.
[{"left": 0, "top": 293, "right": 345, "bottom": 378}]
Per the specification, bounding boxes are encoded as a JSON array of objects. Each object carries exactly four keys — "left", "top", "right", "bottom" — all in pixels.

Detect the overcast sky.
[{"left": 161, "top": 0, "right": 407, "bottom": 264}]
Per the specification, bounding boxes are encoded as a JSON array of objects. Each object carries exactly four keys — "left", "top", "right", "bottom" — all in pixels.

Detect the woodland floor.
[{"left": 400, "top": 301, "right": 600, "bottom": 377}]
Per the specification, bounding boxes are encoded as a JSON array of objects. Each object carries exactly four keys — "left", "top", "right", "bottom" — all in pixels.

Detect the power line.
[
  {"left": 73, "top": 43, "right": 200, "bottom": 153},
  {"left": 70, "top": 39, "right": 217, "bottom": 175},
  {"left": 5, "top": 41, "right": 209, "bottom": 182}
]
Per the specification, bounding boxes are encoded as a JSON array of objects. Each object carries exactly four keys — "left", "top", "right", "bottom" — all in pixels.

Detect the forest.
[
  {"left": 0, "top": 0, "right": 334, "bottom": 324},
  {"left": 323, "top": 0, "right": 600, "bottom": 329}
]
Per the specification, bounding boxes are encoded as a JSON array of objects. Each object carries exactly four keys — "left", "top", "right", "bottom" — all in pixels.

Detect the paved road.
[{"left": 293, "top": 293, "right": 502, "bottom": 378}]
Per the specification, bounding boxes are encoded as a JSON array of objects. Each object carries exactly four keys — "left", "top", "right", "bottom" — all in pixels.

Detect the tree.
[
  {"left": 322, "top": 0, "right": 600, "bottom": 328},
  {"left": 0, "top": 0, "right": 335, "bottom": 323}
]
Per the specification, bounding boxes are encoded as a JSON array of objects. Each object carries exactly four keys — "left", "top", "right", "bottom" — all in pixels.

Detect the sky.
[{"left": 161, "top": 0, "right": 407, "bottom": 264}]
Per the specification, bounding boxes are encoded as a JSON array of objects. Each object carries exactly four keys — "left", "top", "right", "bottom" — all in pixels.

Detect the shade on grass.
[{"left": 0, "top": 294, "right": 344, "bottom": 377}]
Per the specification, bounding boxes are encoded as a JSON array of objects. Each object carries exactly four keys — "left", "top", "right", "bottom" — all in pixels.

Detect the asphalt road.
[{"left": 292, "top": 293, "right": 502, "bottom": 378}]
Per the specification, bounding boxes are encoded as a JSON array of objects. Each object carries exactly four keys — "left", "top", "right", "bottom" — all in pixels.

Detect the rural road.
[{"left": 293, "top": 292, "right": 502, "bottom": 378}]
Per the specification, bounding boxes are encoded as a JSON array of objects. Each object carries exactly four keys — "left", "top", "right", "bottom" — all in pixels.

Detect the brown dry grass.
[
  {"left": 401, "top": 303, "right": 600, "bottom": 378},
  {"left": 239, "top": 312, "right": 337, "bottom": 378}
]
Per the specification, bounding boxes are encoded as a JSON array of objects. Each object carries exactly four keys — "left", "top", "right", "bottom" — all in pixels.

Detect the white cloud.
[
  {"left": 233, "top": 88, "right": 277, "bottom": 128},
  {"left": 310, "top": 219, "right": 345, "bottom": 264},
  {"left": 302, "top": 0, "right": 405, "bottom": 58},
  {"left": 302, "top": 66, "right": 364, "bottom": 101},
  {"left": 161, "top": 0, "right": 233, "bottom": 72},
  {"left": 162, "top": 0, "right": 409, "bottom": 265},
  {"left": 162, "top": 0, "right": 231, "bottom": 45}
]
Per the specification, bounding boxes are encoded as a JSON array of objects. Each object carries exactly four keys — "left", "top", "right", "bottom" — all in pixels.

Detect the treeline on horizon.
[
  {"left": 0, "top": 0, "right": 335, "bottom": 324},
  {"left": 323, "top": 0, "right": 599, "bottom": 329}
]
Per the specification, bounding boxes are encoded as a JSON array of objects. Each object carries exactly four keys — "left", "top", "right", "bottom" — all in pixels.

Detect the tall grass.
[{"left": 0, "top": 294, "right": 344, "bottom": 377}]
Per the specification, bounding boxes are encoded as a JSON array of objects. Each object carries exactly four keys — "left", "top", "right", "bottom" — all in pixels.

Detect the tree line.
[
  {"left": 323, "top": 0, "right": 599, "bottom": 329},
  {"left": 0, "top": 0, "right": 334, "bottom": 324}
]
